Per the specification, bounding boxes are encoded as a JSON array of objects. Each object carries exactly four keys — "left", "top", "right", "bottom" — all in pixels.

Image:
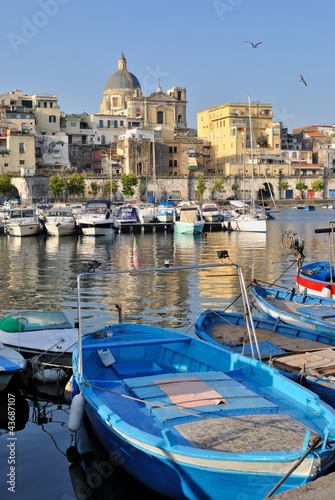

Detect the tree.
[
  {"left": 121, "top": 174, "right": 138, "bottom": 198},
  {"left": 311, "top": 178, "right": 324, "bottom": 195},
  {"left": 0, "top": 173, "right": 14, "bottom": 198},
  {"left": 89, "top": 181, "right": 99, "bottom": 198},
  {"left": 231, "top": 183, "right": 239, "bottom": 198},
  {"left": 278, "top": 180, "right": 289, "bottom": 199},
  {"left": 212, "top": 177, "right": 224, "bottom": 201},
  {"left": 49, "top": 174, "right": 67, "bottom": 200},
  {"left": 196, "top": 177, "right": 206, "bottom": 201},
  {"left": 296, "top": 181, "right": 308, "bottom": 199},
  {"left": 67, "top": 173, "right": 86, "bottom": 198}
]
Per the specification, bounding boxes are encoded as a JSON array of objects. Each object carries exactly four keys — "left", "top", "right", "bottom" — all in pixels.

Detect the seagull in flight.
[
  {"left": 299, "top": 74, "right": 307, "bottom": 86},
  {"left": 245, "top": 41, "right": 262, "bottom": 48}
]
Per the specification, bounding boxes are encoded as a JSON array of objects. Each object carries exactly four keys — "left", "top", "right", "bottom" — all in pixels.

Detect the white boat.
[
  {"left": 137, "top": 203, "right": 156, "bottom": 223},
  {"left": 174, "top": 204, "right": 205, "bottom": 234},
  {"left": 224, "top": 212, "right": 267, "bottom": 232},
  {"left": 76, "top": 200, "right": 118, "bottom": 237},
  {"left": 201, "top": 202, "right": 221, "bottom": 222},
  {"left": 0, "top": 310, "right": 77, "bottom": 373},
  {"left": 0, "top": 340, "right": 27, "bottom": 391},
  {"left": 5, "top": 206, "right": 43, "bottom": 237},
  {"left": 224, "top": 97, "right": 267, "bottom": 233},
  {"left": 44, "top": 208, "right": 78, "bottom": 237},
  {"left": 156, "top": 201, "right": 175, "bottom": 223}
]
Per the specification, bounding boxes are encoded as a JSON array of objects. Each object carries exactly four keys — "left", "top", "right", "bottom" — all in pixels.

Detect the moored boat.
[
  {"left": 5, "top": 206, "right": 43, "bottom": 237},
  {"left": 173, "top": 203, "right": 205, "bottom": 234},
  {"left": 194, "top": 309, "right": 335, "bottom": 408},
  {"left": 68, "top": 261, "right": 335, "bottom": 499},
  {"left": 0, "top": 310, "right": 77, "bottom": 378},
  {"left": 44, "top": 208, "right": 78, "bottom": 237},
  {"left": 76, "top": 200, "right": 118, "bottom": 237},
  {"left": 0, "top": 340, "right": 27, "bottom": 391},
  {"left": 292, "top": 223, "right": 335, "bottom": 298},
  {"left": 250, "top": 282, "right": 335, "bottom": 339}
]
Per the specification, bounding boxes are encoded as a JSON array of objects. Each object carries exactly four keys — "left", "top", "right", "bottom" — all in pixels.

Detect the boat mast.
[{"left": 248, "top": 95, "right": 255, "bottom": 212}]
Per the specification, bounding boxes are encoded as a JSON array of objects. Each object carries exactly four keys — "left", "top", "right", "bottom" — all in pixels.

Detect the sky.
[{"left": 1, "top": 0, "right": 334, "bottom": 133}]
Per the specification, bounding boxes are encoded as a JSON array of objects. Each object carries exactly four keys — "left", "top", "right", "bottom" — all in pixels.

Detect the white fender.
[
  {"left": 68, "top": 392, "right": 85, "bottom": 434},
  {"left": 321, "top": 285, "right": 332, "bottom": 298}
]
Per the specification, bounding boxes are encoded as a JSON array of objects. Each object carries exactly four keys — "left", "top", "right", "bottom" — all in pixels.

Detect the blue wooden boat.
[
  {"left": 293, "top": 224, "right": 335, "bottom": 299},
  {"left": 0, "top": 340, "right": 26, "bottom": 391},
  {"left": 195, "top": 310, "right": 335, "bottom": 408},
  {"left": 69, "top": 262, "right": 335, "bottom": 499},
  {"left": 250, "top": 283, "right": 335, "bottom": 339}
]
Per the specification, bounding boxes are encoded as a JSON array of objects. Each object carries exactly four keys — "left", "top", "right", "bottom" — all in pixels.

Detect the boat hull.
[
  {"left": 45, "top": 222, "right": 77, "bottom": 236},
  {"left": 224, "top": 215, "right": 266, "bottom": 233},
  {"left": 79, "top": 222, "right": 116, "bottom": 237},
  {"left": 6, "top": 222, "right": 41, "bottom": 237},
  {"left": 295, "top": 261, "right": 335, "bottom": 299},
  {"left": 250, "top": 284, "right": 335, "bottom": 339},
  {"left": 173, "top": 221, "right": 205, "bottom": 234},
  {"left": 85, "top": 401, "right": 330, "bottom": 500},
  {"left": 71, "top": 320, "right": 335, "bottom": 499}
]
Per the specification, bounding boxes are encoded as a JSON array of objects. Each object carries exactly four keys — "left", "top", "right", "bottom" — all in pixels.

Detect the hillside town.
[{"left": 1, "top": 53, "right": 335, "bottom": 202}]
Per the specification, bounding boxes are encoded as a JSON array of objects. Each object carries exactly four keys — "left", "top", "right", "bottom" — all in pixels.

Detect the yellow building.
[{"left": 197, "top": 102, "right": 285, "bottom": 177}]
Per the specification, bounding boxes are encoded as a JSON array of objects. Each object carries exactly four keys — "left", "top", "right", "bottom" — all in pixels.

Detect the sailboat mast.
[{"left": 248, "top": 96, "right": 255, "bottom": 210}]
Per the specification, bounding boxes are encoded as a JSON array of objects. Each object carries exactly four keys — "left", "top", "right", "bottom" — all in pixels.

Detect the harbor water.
[{"left": 1, "top": 207, "right": 335, "bottom": 499}]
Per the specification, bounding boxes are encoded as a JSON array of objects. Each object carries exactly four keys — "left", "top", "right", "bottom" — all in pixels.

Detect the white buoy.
[
  {"left": 68, "top": 392, "right": 85, "bottom": 434},
  {"left": 322, "top": 285, "right": 332, "bottom": 298}
]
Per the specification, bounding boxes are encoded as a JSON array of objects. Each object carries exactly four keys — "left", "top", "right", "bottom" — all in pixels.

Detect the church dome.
[{"left": 104, "top": 53, "right": 141, "bottom": 91}]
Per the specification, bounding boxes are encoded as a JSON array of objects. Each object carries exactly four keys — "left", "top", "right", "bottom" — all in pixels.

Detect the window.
[
  {"left": 120, "top": 121, "right": 124, "bottom": 127},
  {"left": 169, "top": 147, "right": 173, "bottom": 154},
  {"left": 114, "top": 121, "right": 118, "bottom": 128},
  {"left": 169, "top": 160, "right": 173, "bottom": 167},
  {"left": 174, "top": 147, "right": 177, "bottom": 153},
  {"left": 19, "top": 143, "right": 25, "bottom": 153},
  {"left": 19, "top": 160, "right": 25, "bottom": 165},
  {"left": 174, "top": 160, "right": 177, "bottom": 167},
  {"left": 157, "top": 111, "right": 163, "bottom": 124},
  {"left": 49, "top": 115, "right": 56, "bottom": 123},
  {"left": 50, "top": 102, "right": 53, "bottom": 108},
  {"left": 43, "top": 102, "right": 47, "bottom": 108},
  {"left": 99, "top": 120, "right": 103, "bottom": 127},
  {"left": 178, "top": 115, "right": 182, "bottom": 123},
  {"left": 107, "top": 120, "right": 111, "bottom": 128}
]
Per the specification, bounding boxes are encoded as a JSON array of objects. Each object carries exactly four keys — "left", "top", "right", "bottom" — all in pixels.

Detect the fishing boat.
[
  {"left": 68, "top": 261, "right": 335, "bottom": 499},
  {"left": 0, "top": 310, "right": 77, "bottom": 379},
  {"left": 194, "top": 309, "right": 331, "bottom": 357},
  {"left": 0, "top": 340, "right": 27, "bottom": 391},
  {"left": 4, "top": 206, "right": 43, "bottom": 237},
  {"left": 194, "top": 310, "right": 335, "bottom": 408},
  {"left": 44, "top": 208, "right": 78, "bottom": 237},
  {"left": 173, "top": 204, "right": 205, "bottom": 234},
  {"left": 291, "top": 223, "right": 335, "bottom": 299},
  {"left": 249, "top": 282, "right": 335, "bottom": 339},
  {"left": 270, "top": 348, "right": 335, "bottom": 408},
  {"left": 76, "top": 200, "right": 118, "bottom": 237}
]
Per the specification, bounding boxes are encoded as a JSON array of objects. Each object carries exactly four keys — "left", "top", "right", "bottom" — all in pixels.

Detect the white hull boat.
[
  {"left": 45, "top": 208, "right": 78, "bottom": 237},
  {"left": 77, "top": 200, "right": 117, "bottom": 237},
  {"left": 5, "top": 207, "right": 42, "bottom": 237}
]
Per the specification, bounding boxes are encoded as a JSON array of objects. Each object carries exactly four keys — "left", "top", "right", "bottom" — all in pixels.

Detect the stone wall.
[{"left": 9, "top": 175, "right": 335, "bottom": 204}]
